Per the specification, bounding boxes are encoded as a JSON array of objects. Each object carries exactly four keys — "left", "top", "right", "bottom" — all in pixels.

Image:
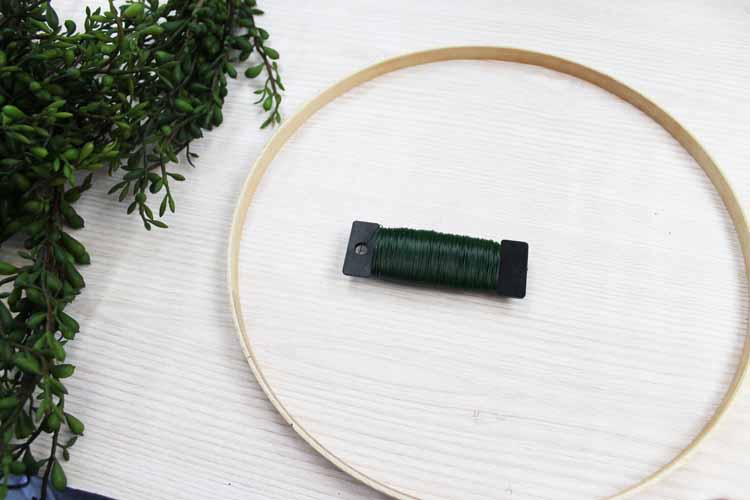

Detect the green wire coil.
[{"left": 370, "top": 227, "right": 502, "bottom": 290}]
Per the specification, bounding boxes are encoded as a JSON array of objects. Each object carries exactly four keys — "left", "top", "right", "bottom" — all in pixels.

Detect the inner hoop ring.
[{"left": 227, "top": 47, "right": 750, "bottom": 499}]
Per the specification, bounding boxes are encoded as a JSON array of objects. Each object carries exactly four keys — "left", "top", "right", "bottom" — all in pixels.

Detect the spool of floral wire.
[{"left": 342, "top": 221, "right": 528, "bottom": 297}]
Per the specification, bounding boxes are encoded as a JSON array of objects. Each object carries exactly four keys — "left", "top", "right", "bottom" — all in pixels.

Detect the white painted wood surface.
[{"left": 28, "top": 2, "right": 750, "bottom": 499}]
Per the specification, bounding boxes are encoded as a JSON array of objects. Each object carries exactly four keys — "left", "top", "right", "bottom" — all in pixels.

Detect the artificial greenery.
[{"left": 0, "top": 1, "right": 283, "bottom": 497}]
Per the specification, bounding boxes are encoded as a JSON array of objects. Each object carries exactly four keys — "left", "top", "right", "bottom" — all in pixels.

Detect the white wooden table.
[{"left": 46, "top": 1, "right": 750, "bottom": 499}]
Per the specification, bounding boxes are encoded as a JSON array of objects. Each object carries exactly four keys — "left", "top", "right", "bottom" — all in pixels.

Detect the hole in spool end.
[{"left": 354, "top": 243, "right": 368, "bottom": 255}]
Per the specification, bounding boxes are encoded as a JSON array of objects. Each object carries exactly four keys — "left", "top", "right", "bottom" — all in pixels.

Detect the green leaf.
[
  {"left": 260, "top": 115, "right": 274, "bottom": 129},
  {"left": 64, "top": 261, "right": 85, "bottom": 290},
  {"left": 77, "top": 252, "right": 91, "bottom": 265},
  {"left": 264, "top": 47, "right": 279, "bottom": 60},
  {"left": 64, "top": 20, "right": 76, "bottom": 35},
  {"left": 0, "top": 302, "right": 12, "bottom": 329},
  {"left": 155, "top": 51, "right": 173, "bottom": 63},
  {"left": 234, "top": 36, "right": 253, "bottom": 52},
  {"left": 46, "top": 6, "right": 60, "bottom": 30},
  {"left": 140, "top": 25, "right": 164, "bottom": 37},
  {"left": 263, "top": 95, "right": 273, "bottom": 111},
  {"left": 47, "top": 272, "right": 63, "bottom": 293},
  {"left": 51, "top": 364, "right": 75, "bottom": 379},
  {"left": 60, "top": 233, "right": 86, "bottom": 261},
  {"left": 62, "top": 148, "right": 79, "bottom": 161},
  {"left": 118, "top": 183, "right": 131, "bottom": 202},
  {"left": 62, "top": 204, "right": 85, "bottom": 230},
  {"left": 30, "top": 146, "right": 48, "bottom": 158},
  {"left": 0, "top": 262, "right": 18, "bottom": 276},
  {"left": 123, "top": 3, "right": 145, "bottom": 20},
  {"left": 149, "top": 178, "right": 164, "bottom": 193},
  {"left": 79, "top": 142, "right": 95, "bottom": 161},
  {"left": 2, "top": 105, "right": 25, "bottom": 119},
  {"left": 244, "top": 64, "right": 264, "bottom": 79},
  {"left": 15, "top": 412, "right": 34, "bottom": 439},
  {"left": 59, "top": 325, "right": 76, "bottom": 341},
  {"left": 27, "top": 312, "right": 47, "bottom": 328},
  {"left": 25, "top": 288, "right": 46, "bottom": 306},
  {"left": 161, "top": 20, "right": 183, "bottom": 32},
  {"left": 48, "top": 333, "right": 66, "bottom": 362},
  {"left": 51, "top": 460, "right": 67, "bottom": 491},
  {"left": 47, "top": 411, "right": 62, "bottom": 432},
  {"left": 58, "top": 311, "right": 80, "bottom": 333},
  {"left": 13, "top": 353, "right": 41, "bottom": 375},
  {"left": 48, "top": 377, "right": 68, "bottom": 396},
  {"left": 8, "top": 132, "right": 30, "bottom": 144},
  {"left": 174, "top": 98, "right": 194, "bottom": 113}
]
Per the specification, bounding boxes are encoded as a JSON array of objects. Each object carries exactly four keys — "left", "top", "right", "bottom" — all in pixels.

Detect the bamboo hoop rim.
[{"left": 227, "top": 46, "right": 750, "bottom": 500}]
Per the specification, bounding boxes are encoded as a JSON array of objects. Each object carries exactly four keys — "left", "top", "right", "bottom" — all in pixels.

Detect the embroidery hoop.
[{"left": 227, "top": 47, "right": 750, "bottom": 499}]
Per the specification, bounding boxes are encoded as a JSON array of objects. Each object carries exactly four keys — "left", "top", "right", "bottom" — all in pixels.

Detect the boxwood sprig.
[{"left": 0, "top": 1, "right": 283, "bottom": 498}]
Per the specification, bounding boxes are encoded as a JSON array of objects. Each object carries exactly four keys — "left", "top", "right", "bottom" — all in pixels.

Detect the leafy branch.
[{"left": 0, "top": 1, "right": 283, "bottom": 498}]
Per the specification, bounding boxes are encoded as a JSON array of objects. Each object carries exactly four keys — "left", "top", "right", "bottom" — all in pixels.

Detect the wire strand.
[{"left": 371, "top": 227, "right": 501, "bottom": 290}]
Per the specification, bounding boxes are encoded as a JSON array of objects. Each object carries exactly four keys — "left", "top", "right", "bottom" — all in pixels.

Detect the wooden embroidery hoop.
[{"left": 227, "top": 47, "right": 750, "bottom": 499}]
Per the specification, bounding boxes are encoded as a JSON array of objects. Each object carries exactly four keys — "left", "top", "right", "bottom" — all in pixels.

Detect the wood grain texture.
[{"left": 13, "top": 2, "right": 749, "bottom": 500}]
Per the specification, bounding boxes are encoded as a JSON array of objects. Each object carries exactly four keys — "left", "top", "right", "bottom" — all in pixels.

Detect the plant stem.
[{"left": 39, "top": 428, "right": 60, "bottom": 500}]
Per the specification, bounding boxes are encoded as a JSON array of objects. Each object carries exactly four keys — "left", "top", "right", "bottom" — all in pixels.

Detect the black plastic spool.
[{"left": 342, "top": 221, "right": 528, "bottom": 298}]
